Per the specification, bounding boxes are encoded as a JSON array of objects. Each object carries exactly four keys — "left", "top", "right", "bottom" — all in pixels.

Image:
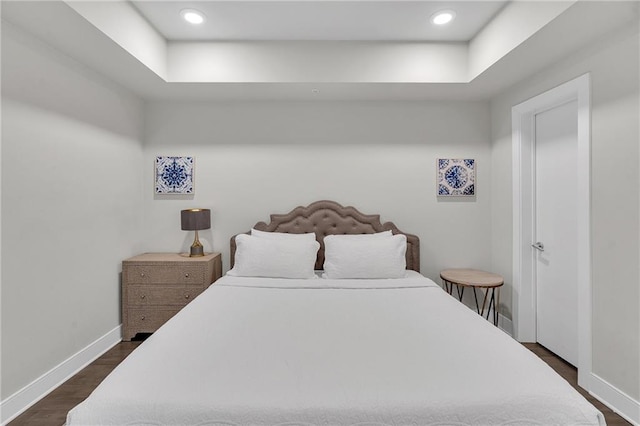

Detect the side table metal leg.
[
  {"left": 484, "top": 288, "right": 500, "bottom": 326},
  {"left": 456, "top": 285, "right": 465, "bottom": 301},
  {"left": 443, "top": 279, "right": 451, "bottom": 294},
  {"left": 480, "top": 287, "right": 490, "bottom": 318},
  {"left": 472, "top": 287, "right": 480, "bottom": 314},
  {"left": 485, "top": 288, "right": 495, "bottom": 322},
  {"left": 494, "top": 288, "right": 501, "bottom": 326}
]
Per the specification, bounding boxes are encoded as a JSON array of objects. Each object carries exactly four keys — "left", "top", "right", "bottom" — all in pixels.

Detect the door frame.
[{"left": 511, "top": 73, "right": 591, "bottom": 389}]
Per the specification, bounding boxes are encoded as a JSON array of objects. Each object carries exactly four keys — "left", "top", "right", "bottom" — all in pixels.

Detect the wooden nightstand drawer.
[
  {"left": 127, "top": 308, "right": 182, "bottom": 333},
  {"left": 122, "top": 253, "right": 222, "bottom": 341},
  {"left": 125, "top": 264, "right": 205, "bottom": 285},
  {"left": 128, "top": 285, "right": 203, "bottom": 306}
]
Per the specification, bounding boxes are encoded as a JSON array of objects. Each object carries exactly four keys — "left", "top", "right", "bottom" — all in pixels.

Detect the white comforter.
[{"left": 67, "top": 272, "right": 604, "bottom": 425}]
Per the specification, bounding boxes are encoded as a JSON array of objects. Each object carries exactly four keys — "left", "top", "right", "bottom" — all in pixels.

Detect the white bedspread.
[{"left": 67, "top": 272, "right": 604, "bottom": 425}]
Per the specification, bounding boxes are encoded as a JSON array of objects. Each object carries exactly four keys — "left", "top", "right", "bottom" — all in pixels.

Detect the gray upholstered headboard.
[{"left": 230, "top": 200, "right": 420, "bottom": 272}]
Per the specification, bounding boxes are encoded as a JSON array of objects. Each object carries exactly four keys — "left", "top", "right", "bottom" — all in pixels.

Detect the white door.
[{"left": 534, "top": 100, "right": 579, "bottom": 366}]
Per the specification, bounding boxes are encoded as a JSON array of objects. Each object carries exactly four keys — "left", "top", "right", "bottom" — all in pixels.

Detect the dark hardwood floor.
[
  {"left": 522, "top": 343, "right": 631, "bottom": 426},
  {"left": 8, "top": 341, "right": 630, "bottom": 425},
  {"left": 8, "top": 341, "right": 142, "bottom": 426}
]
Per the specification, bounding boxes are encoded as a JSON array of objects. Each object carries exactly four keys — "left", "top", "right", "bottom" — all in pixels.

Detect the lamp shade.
[{"left": 181, "top": 209, "right": 211, "bottom": 231}]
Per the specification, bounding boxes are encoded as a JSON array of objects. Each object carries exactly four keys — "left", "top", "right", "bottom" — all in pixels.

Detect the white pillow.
[
  {"left": 251, "top": 228, "right": 317, "bottom": 241},
  {"left": 323, "top": 233, "right": 407, "bottom": 279},
  {"left": 325, "top": 230, "right": 392, "bottom": 239},
  {"left": 228, "top": 234, "right": 319, "bottom": 279}
]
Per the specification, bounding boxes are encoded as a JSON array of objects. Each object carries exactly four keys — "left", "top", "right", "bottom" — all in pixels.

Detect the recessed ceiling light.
[
  {"left": 431, "top": 10, "right": 456, "bottom": 26},
  {"left": 181, "top": 9, "right": 205, "bottom": 25}
]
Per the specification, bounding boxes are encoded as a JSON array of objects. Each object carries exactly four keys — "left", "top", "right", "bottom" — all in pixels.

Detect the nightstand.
[
  {"left": 122, "top": 252, "right": 222, "bottom": 341},
  {"left": 440, "top": 268, "right": 503, "bottom": 326}
]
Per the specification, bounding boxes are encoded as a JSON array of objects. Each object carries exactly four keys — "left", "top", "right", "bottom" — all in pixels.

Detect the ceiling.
[
  {"left": 130, "top": 1, "right": 508, "bottom": 42},
  {"left": 2, "top": 1, "right": 638, "bottom": 101}
]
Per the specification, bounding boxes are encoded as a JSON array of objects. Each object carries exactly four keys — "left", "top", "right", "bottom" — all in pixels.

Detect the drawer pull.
[
  {"left": 185, "top": 294, "right": 190, "bottom": 299},
  {"left": 140, "top": 273, "right": 145, "bottom": 278},
  {"left": 185, "top": 273, "right": 190, "bottom": 278},
  {"left": 141, "top": 316, "right": 145, "bottom": 320},
  {"left": 140, "top": 295, "right": 146, "bottom": 299}
]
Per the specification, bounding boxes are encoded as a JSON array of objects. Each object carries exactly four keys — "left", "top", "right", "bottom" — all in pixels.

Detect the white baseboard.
[
  {"left": 589, "top": 373, "right": 640, "bottom": 425},
  {"left": 498, "top": 313, "right": 514, "bottom": 336},
  {"left": 1, "top": 325, "right": 122, "bottom": 425}
]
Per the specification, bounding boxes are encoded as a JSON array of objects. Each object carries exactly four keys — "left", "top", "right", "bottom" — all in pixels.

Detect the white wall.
[
  {"left": 1, "top": 22, "right": 144, "bottom": 400},
  {"left": 142, "top": 101, "right": 492, "bottom": 282},
  {"left": 490, "top": 23, "right": 639, "bottom": 401},
  {"left": 168, "top": 41, "right": 467, "bottom": 83}
]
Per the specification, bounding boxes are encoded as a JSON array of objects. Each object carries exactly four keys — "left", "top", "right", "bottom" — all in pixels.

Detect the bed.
[{"left": 67, "top": 200, "right": 605, "bottom": 426}]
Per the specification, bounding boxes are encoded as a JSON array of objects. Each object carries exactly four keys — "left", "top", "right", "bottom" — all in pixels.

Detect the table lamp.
[{"left": 181, "top": 208, "right": 210, "bottom": 257}]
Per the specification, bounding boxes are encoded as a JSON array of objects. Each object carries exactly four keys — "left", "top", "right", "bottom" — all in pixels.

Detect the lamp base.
[
  {"left": 189, "top": 245, "right": 204, "bottom": 257},
  {"left": 189, "top": 229, "right": 205, "bottom": 257}
]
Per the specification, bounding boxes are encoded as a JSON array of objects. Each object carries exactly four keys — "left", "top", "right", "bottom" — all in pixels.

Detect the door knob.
[{"left": 532, "top": 242, "right": 545, "bottom": 252}]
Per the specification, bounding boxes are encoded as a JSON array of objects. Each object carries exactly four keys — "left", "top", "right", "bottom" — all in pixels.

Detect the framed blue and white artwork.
[
  {"left": 155, "top": 156, "right": 194, "bottom": 194},
  {"left": 437, "top": 158, "right": 475, "bottom": 196}
]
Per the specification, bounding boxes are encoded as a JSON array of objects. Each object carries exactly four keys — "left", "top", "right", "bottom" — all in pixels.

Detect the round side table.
[{"left": 440, "top": 268, "right": 504, "bottom": 326}]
